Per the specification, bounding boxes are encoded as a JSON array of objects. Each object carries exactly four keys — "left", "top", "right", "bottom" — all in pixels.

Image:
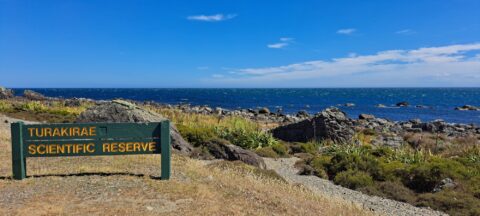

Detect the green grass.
[
  {"left": 150, "top": 106, "right": 279, "bottom": 150},
  {"left": 0, "top": 100, "right": 93, "bottom": 122},
  {"left": 299, "top": 142, "right": 480, "bottom": 216}
]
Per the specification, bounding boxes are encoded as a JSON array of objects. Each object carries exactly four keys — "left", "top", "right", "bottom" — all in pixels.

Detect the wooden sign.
[{"left": 11, "top": 121, "right": 171, "bottom": 180}]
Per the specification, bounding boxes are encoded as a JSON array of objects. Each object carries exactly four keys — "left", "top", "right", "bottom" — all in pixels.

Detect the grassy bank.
[
  {"left": 0, "top": 103, "right": 367, "bottom": 215},
  {"left": 1, "top": 99, "right": 479, "bottom": 215}
]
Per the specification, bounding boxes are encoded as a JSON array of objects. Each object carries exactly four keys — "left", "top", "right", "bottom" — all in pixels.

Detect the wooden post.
[
  {"left": 160, "top": 121, "right": 171, "bottom": 180},
  {"left": 11, "top": 122, "right": 26, "bottom": 180}
]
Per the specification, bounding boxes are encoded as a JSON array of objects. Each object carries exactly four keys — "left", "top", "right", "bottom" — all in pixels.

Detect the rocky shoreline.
[
  {"left": 2, "top": 88, "right": 479, "bottom": 215},
  {"left": 2, "top": 88, "right": 480, "bottom": 140}
]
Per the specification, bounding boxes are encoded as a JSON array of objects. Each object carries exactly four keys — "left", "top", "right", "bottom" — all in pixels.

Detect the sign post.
[{"left": 11, "top": 121, "right": 171, "bottom": 180}]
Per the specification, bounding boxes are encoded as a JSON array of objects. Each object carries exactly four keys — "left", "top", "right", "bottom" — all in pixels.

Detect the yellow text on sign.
[
  {"left": 27, "top": 127, "right": 96, "bottom": 138},
  {"left": 28, "top": 143, "right": 95, "bottom": 155},
  {"left": 102, "top": 142, "right": 156, "bottom": 153}
]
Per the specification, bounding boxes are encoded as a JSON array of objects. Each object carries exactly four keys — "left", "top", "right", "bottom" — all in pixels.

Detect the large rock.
[
  {"left": 455, "top": 105, "right": 480, "bottom": 111},
  {"left": 258, "top": 107, "right": 270, "bottom": 114},
  {"left": 205, "top": 138, "right": 266, "bottom": 169},
  {"left": 271, "top": 107, "right": 354, "bottom": 143},
  {"left": 76, "top": 100, "right": 193, "bottom": 155},
  {"left": 23, "top": 90, "right": 46, "bottom": 100},
  {"left": 0, "top": 87, "right": 14, "bottom": 99}
]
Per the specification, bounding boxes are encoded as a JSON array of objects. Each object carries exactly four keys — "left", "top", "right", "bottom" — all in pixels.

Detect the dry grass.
[{"left": 0, "top": 122, "right": 370, "bottom": 215}]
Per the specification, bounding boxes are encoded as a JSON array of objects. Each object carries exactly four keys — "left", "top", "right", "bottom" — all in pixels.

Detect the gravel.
[{"left": 264, "top": 157, "right": 447, "bottom": 216}]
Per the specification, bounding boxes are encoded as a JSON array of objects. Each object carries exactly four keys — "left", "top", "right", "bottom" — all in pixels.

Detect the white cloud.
[
  {"left": 187, "top": 14, "right": 237, "bottom": 22},
  {"left": 396, "top": 29, "right": 416, "bottom": 35},
  {"left": 208, "top": 43, "right": 480, "bottom": 87},
  {"left": 280, "top": 37, "right": 294, "bottom": 42},
  {"left": 267, "top": 37, "right": 294, "bottom": 49},
  {"left": 337, "top": 28, "right": 356, "bottom": 35},
  {"left": 267, "top": 43, "right": 289, "bottom": 49}
]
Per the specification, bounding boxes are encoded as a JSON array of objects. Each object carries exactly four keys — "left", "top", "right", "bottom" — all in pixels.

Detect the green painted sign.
[{"left": 11, "top": 121, "right": 171, "bottom": 180}]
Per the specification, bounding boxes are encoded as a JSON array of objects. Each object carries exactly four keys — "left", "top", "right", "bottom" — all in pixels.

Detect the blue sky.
[{"left": 1, "top": 0, "right": 480, "bottom": 87}]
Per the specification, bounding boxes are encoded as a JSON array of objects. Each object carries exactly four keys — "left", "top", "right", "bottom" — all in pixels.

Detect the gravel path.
[{"left": 264, "top": 157, "right": 447, "bottom": 216}]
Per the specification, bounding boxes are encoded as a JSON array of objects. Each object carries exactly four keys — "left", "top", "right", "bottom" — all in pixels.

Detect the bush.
[
  {"left": 360, "top": 181, "right": 416, "bottom": 203},
  {"left": 333, "top": 170, "right": 374, "bottom": 189},
  {"left": 299, "top": 142, "right": 317, "bottom": 154},
  {"left": 309, "top": 155, "right": 331, "bottom": 179},
  {"left": 326, "top": 152, "right": 379, "bottom": 177},
  {"left": 374, "top": 160, "right": 406, "bottom": 181},
  {"left": 403, "top": 158, "right": 469, "bottom": 193},
  {"left": 215, "top": 127, "right": 278, "bottom": 149},
  {"left": 271, "top": 142, "right": 289, "bottom": 156},
  {"left": 177, "top": 125, "right": 217, "bottom": 147},
  {"left": 19, "top": 101, "right": 47, "bottom": 112},
  {"left": 416, "top": 189, "right": 480, "bottom": 216},
  {"left": 255, "top": 147, "right": 279, "bottom": 158},
  {"left": 0, "top": 101, "right": 14, "bottom": 112}
]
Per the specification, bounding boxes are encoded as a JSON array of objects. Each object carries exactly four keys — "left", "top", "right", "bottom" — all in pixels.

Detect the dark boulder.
[
  {"left": 23, "top": 90, "right": 46, "bottom": 100},
  {"left": 396, "top": 101, "right": 409, "bottom": 107},
  {"left": 271, "top": 107, "right": 354, "bottom": 144},
  {"left": 0, "top": 87, "right": 14, "bottom": 99},
  {"left": 76, "top": 100, "right": 193, "bottom": 155},
  {"left": 205, "top": 138, "right": 266, "bottom": 169},
  {"left": 258, "top": 107, "right": 270, "bottom": 114}
]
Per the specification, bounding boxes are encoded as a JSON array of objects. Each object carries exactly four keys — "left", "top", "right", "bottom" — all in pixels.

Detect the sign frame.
[{"left": 11, "top": 121, "right": 171, "bottom": 180}]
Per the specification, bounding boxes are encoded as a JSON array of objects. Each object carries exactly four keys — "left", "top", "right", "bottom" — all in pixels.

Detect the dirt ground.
[{"left": 0, "top": 115, "right": 370, "bottom": 216}]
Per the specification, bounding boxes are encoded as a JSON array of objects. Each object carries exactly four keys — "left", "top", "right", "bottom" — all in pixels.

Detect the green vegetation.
[
  {"left": 2, "top": 99, "right": 479, "bottom": 215},
  {"left": 151, "top": 107, "right": 279, "bottom": 150},
  {"left": 0, "top": 100, "right": 92, "bottom": 122},
  {"left": 300, "top": 143, "right": 480, "bottom": 215},
  {"left": 334, "top": 170, "right": 374, "bottom": 189}
]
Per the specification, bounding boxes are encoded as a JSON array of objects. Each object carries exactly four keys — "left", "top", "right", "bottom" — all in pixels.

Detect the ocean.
[{"left": 12, "top": 88, "right": 480, "bottom": 125}]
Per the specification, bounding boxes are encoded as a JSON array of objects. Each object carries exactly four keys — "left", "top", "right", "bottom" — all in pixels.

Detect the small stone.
[
  {"left": 359, "top": 114, "right": 375, "bottom": 120},
  {"left": 146, "top": 206, "right": 154, "bottom": 211}
]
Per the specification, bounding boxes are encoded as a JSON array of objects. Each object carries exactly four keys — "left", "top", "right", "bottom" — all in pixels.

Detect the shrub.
[
  {"left": 374, "top": 160, "right": 406, "bottom": 181},
  {"left": 326, "top": 152, "right": 379, "bottom": 177},
  {"left": 333, "top": 170, "right": 374, "bottom": 189},
  {"left": 19, "top": 101, "right": 47, "bottom": 112},
  {"left": 0, "top": 101, "right": 14, "bottom": 112},
  {"left": 215, "top": 127, "right": 278, "bottom": 149},
  {"left": 300, "top": 142, "right": 318, "bottom": 154},
  {"left": 255, "top": 147, "right": 279, "bottom": 158},
  {"left": 271, "top": 142, "right": 289, "bottom": 156},
  {"left": 177, "top": 125, "right": 217, "bottom": 147},
  {"left": 360, "top": 181, "right": 416, "bottom": 203},
  {"left": 309, "top": 155, "right": 331, "bottom": 179},
  {"left": 416, "top": 189, "right": 480, "bottom": 216},
  {"left": 403, "top": 158, "right": 469, "bottom": 193}
]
